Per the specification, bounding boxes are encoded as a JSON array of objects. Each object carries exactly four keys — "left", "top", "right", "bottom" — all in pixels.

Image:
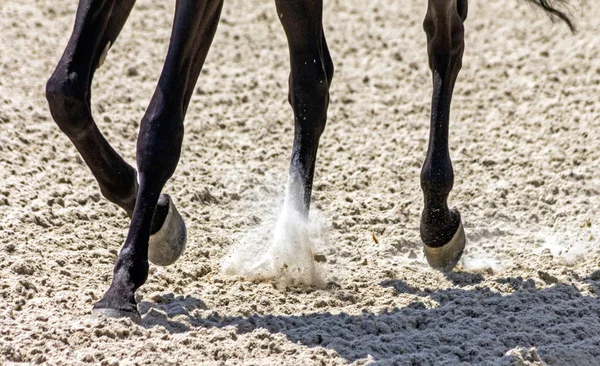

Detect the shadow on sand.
[{"left": 138, "top": 271, "right": 600, "bottom": 365}]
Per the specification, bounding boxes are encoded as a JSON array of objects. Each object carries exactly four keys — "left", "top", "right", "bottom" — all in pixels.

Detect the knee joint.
[
  {"left": 46, "top": 71, "right": 92, "bottom": 138},
  {"left": 136, "top": 111, "right": 184, "bottom": 183},
  {"left": 423, "top": 2, "right": 465, "bottom": 75},
  {"left": 289, "top": 76, "right": 329, "bottom": 138},
  {"left": 289, "top": 77, "right": 329, "bottom": 106}
]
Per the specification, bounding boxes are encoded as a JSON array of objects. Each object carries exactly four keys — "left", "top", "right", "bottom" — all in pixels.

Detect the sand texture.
[{"left": 1, "top": 0, "right": 600, "bottom": 364}]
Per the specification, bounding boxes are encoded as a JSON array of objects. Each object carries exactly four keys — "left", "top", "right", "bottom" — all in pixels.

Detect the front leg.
[
  {"left": 92, "top": 0, "right": 224, "bottom": 322},
  {"left": 276, "top": 0, "right": 334, "bottom": 216},
  {"left": 420, "top": 0, "right": 468, "bottom": 271},
  {"left": 46, "top": 0, "right": 139, "bottom": 215}
]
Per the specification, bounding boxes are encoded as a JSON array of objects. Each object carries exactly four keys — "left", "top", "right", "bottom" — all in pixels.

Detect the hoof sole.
[
  {"left": 148, "top": 194, "right": 187, "bottom": 266},
  {"left": 92, "top": 308, "right": 141, "bottom": 324},
  {"left": 423, "top": 221, "right": 466, "bottom": 272}
]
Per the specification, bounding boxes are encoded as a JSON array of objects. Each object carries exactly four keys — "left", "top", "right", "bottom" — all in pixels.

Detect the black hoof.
[
  {"left": 92, "top": 307, "right": 142, "bottom": 324},
  {"left": 423, "top": 220, "right": 466, "bottom": 272},
  {"left": 148, "top": 194, "right": 187, "bottom": 266}
]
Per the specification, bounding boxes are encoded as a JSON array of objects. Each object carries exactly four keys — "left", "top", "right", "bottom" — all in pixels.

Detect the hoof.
[
  {"left": 148, "top": 194, "right": 187, "bottom": 266},
  {"left": 423, "top": 221, "right": 466, "bottom": 272},
  {"left": 92, "top": 307, "right": 141, "bottom": 324}
]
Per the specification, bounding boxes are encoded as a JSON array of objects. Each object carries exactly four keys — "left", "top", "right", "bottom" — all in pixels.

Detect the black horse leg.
[
  {"left": 46, "top": 0, "right": 139, "bottom": 215},
  {"left": 276, "top": 0, "right": 333, "bottom": 216},
  {"left": 92, "top": 0, "right": 223, "bottom": 321},
  {"left": 420, "top": 0, "right": 467, "bottom": 271}
]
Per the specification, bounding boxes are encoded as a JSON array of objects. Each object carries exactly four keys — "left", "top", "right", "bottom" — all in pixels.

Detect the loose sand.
[{"left": 1, "top": 0, "right": 599, "bottom": 365}]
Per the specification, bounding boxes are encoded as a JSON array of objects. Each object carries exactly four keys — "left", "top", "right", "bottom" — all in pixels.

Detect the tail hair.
[{"left": 522, "top": 0, "right": 577, "bottom": 32}]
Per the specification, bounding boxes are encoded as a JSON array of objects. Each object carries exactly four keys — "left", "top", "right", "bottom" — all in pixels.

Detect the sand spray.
[
  {"left": 456, "top": 221, "right": 599, "bottom": 273},
  {"left": 539, "top": 222, "right": 599, "bottom": 265},
  {"left": 460, "top": 256, "right": 505, "bottom": 274},
  {"left": 221, "top": 171, "right": 328, "bottom": 287}
]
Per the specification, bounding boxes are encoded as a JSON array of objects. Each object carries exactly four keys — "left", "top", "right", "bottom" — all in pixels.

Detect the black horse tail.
[{"left": 522, "top": 0, "right": 577, "bottom": 32}]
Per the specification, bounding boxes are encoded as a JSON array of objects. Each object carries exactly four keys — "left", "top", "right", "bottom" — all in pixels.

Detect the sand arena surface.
[{"left": 1, "top": 0, "right": 600, "bottom": 364}]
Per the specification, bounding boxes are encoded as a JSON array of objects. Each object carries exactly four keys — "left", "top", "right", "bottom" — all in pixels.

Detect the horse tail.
[{"left": 521, "top": 0, "right": 577, "bottom": 32}]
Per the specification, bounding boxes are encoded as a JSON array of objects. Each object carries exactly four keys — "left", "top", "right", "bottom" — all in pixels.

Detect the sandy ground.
[{"left": 1, "top": 0, "right": 600, "bottom": 365}]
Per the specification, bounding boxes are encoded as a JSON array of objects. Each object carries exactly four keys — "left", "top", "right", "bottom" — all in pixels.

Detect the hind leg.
[
  {"left": 276, "top": 0, "right": 333, "bottom": 215},
  {"left": 92, "top": 0, "right": 224, "bottom": 321},
  {"left": 420, "top": 0, "right": 468, "bottom": 271}
]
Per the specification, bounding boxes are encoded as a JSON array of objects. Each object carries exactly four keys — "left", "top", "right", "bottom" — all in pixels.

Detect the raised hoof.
[
  {"left": 92, "top": 307, "right": 142, "bottom": 324},
  {"left": 423, "top": 221, "right": 466, "bottom": 272},
  {"left": 148, "top": 194, "right": 187, "bottom": 266}
]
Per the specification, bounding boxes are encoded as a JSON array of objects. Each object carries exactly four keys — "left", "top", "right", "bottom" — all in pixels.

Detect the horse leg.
[
  {"left": 46, "top": 0, "right": 140, "bottom": 216},
  {"left": 91, "top": 0, "right": 223, "bottom": 321},
  {"left": 420, "top": 0, "right": 467, "bottom": 271},
  {"left": 276, "top": 0, "right": 333, "bottom": 215}
]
